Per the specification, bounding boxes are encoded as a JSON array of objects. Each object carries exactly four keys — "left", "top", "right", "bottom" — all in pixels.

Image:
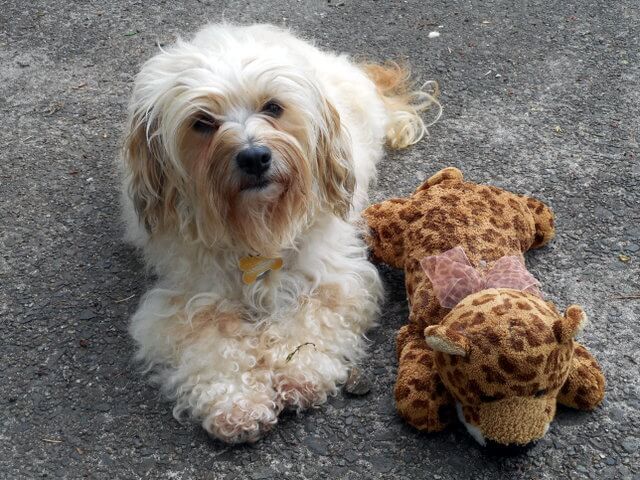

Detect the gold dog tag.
[{"left": 238, "top": 256, "right": 283, "bottom": 285}]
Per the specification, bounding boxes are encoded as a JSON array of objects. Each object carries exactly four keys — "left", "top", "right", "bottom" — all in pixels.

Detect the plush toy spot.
[
  {"left": 524, "top": 330, "right": 542, "bottom": 348},
  {"left": 418, "top": 354, "right": 433, "bottom": 368},
  {"left": 552, "top": 320, "right": 564, "bottom": 343},
  {"left": 396, "top": 385, "right": 410, "bottom": 399},
  {"left": 498, "top": 354, "right": 518, "bottom": 374},
  {"left": 480, "top": 328, "right": 502, "bottom": 347},
  {"left": 510, "top": 337, "right": 525, "bottom": 352},
  {"left": 472, "top": 295, "right": 494, "bottom": 306},
  {"left": 399, "top": 206, "right": 422, "bottom": 223},
  {"left": 575, "top": 346, "right": 591, "bottom": 359},
  {"left": 408, "top": 377, "right": 430, "bottom": 390},
  {"left": 526, "top": 354, "right": 544, "bottom": 366},
  {"left": 515, "top": 370, "right": 537, "bottom": 382},
  {"left": 470, "top": 312, "right": 486, "bottom": 325},
  {"left": 412, "top": 399, "right": 431, "bottom": 409},
  {"left": 482, "top": 365, "right": 507, "bottom": 384},
  {"left": 467, "top": 379, "right": 485, "bottom": 396},
  {"left": 510, "top": 385, "right": 526, "bottom": 396}
]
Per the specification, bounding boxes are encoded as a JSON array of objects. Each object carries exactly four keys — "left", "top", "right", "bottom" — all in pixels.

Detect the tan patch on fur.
[
  {"left": 313, "top": 283, "right": 345, "bottom": 310},
  {"left": 124, "top": 114, "right": 180, "bottom": 232}
]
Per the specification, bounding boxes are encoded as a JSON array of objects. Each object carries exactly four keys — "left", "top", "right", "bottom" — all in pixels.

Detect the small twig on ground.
[
  {"left": 42, "top": 438, "right": 63, "bottom": 443},
  {"left": 114, "top": 294, "right": 135, "bottom": 303},
  {"left": 606, "top": 293, "right": 640, "bottom": 300},
  {"left": 286, "top": 343, "right": 316, "bottom": 362}
]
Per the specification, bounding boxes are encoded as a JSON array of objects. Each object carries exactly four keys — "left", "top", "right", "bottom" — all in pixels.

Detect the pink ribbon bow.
[{"left": 420, "top": 247, "right": 542, "bottom": 309}]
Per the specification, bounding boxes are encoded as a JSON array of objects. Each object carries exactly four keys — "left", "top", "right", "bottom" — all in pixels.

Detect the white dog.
[{"left": 120, "top": 23, "right": 438, "bottom": 443}]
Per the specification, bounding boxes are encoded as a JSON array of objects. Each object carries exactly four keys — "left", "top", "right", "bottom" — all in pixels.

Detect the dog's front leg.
[
  {"left": 264, "top": 283, "right": 379, "bottom": 411},
  {"left": 131, "top": 291, "right": 284, "bottom": 443}
]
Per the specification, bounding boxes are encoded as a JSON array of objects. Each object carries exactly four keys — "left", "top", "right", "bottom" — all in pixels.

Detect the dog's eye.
[
  {"left": 192, "top": 116, "right": 217, "bottom": 134},
  {"left": 261, "top": 101, "right": 283, "bottom": 118},
  {"left": 534, "top": 389, "right": 548, "bottom": 398}
]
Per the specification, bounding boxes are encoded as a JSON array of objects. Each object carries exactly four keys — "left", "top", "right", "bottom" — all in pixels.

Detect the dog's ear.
[
  {"left": 123, "top": 113, "right": 175, "bottom": 232},
  {"left": 316, "top": 100, "right": 356, "bottom": 219}
]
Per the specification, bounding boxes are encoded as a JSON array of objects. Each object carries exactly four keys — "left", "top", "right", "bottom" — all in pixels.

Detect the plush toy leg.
[
  {"left": 557, "top": 343, "right": 605, "bottom": 410},
  {"left": 362, "top": 199, "right": 410, "bottom": 269},
  {"left": 521, "top": 195, "right": 556, "bottom": 248},
  {"left": 395, "top": 324, "right": 453, "bottom": 431},
  {"left": 407, "top": 281, "right": 448, "bottom": 333},
  {"left": 413, "top": 167, "right": 464, "bottom": 194}
]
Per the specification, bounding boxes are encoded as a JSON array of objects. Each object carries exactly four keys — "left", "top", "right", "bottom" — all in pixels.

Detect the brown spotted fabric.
[{"left": 363, "top": 167, "right": 605, "bottom": 445}]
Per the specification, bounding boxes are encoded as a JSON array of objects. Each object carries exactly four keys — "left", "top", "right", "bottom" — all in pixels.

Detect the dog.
[{"left": 120, "top": 23, "right": 439, "bottom": 443}]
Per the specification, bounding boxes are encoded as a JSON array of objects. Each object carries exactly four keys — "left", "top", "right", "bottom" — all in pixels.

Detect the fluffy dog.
[{"left": 120, "top": 23, "right": 439, "bottom": 443}]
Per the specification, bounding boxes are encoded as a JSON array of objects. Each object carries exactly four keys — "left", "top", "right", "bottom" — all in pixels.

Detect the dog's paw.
[
  {"left": 202, "top": 396, "right": 280, "bottom": 444},
  {"left": 274, "top": 373, "right": 328, "bottom": 411}
]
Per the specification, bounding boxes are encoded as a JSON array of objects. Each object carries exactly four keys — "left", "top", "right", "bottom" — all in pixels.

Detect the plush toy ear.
[
  {"left": 424, "top": 324, "right": 469, "bottom": 356},
  {"left": 414, "top": 167, "right": 464, "bottom": 194},
  {"left": 554, "top": 305, "right": 588, "bottom": 343}
]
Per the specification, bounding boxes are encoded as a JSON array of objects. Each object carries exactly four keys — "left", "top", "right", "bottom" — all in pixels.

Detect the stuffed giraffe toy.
[{"left": 363, "top": 167, "right": 605, "bottom": 447}]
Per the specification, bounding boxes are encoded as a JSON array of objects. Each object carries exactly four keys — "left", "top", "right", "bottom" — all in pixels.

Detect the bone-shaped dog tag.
[{"left": 238, "top": 256, "right": 283, "bottom": 285}]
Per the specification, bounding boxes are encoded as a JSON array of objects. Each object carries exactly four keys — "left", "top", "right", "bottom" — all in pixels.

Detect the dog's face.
[{"left": 124, "top": 30, "right": 354, "bottom": 255}]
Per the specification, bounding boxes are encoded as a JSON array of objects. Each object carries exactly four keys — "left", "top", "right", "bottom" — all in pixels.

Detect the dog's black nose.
[{"left": 236, "top": 146, "right": 271, "bottom": 177}]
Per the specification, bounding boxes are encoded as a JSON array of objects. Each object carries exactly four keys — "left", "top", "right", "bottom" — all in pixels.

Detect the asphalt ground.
[{"left": 1, "top": 0, "right": 639, "bottom": 479}]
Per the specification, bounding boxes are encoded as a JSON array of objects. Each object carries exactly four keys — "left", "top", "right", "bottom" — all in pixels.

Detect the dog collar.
[{"left": 238, "top": 255, "right": 283, "bottom": 285}]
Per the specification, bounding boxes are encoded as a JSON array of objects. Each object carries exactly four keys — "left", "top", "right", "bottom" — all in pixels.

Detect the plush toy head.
[{"left": 425, "top": 288, "right": 587, "bottom": 447}]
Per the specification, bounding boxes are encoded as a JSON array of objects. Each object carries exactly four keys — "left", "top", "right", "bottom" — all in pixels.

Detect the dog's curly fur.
[{"left": 120, "top": 23, "right": 438, "bottom": 443}]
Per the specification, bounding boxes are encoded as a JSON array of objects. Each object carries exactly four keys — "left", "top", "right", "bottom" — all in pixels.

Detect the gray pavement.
[{"left": 1, "top": 1, "right": 639, "bottom": 479}]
